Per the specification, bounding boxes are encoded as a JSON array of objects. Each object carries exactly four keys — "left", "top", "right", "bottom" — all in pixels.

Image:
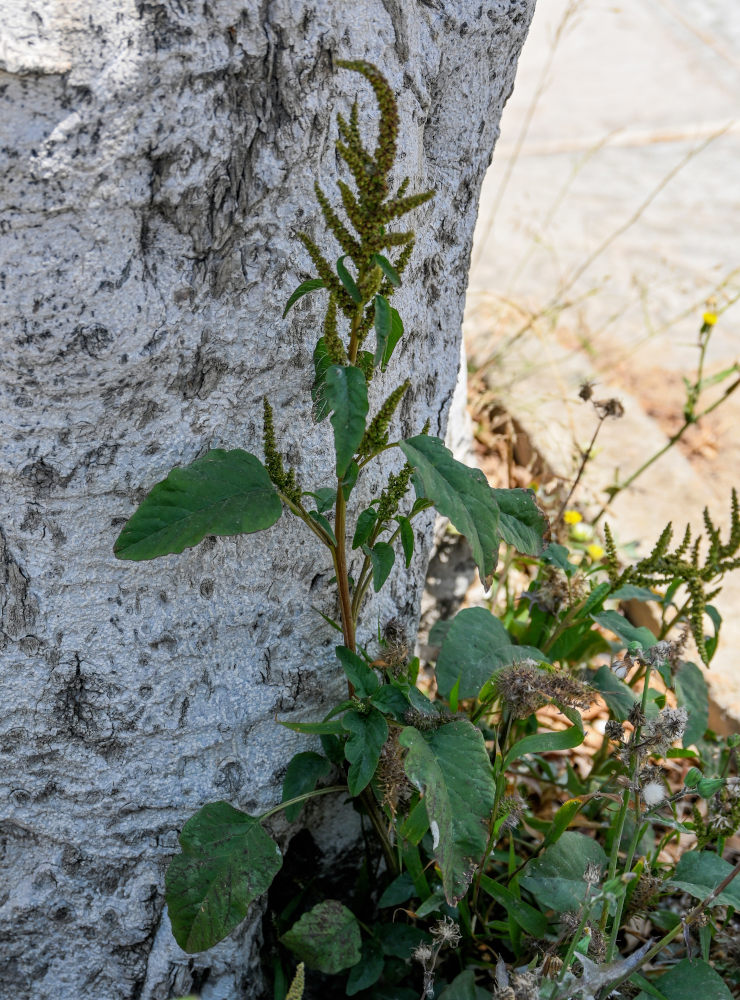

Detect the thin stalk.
[
  {"left": 260, "top": 784, "right": 347, "bottom": 821},
  {"left": 604, "top": 663, "right": 653, "bottom": 956},
  {"left": 553, "top": 414, "right": 606, "bottom": 527},
  {"left": 471, "top": 715, "right": 512, "bottom": 916},
  {"left": 557, "top": 891, "right": 593, "bottom": 983},
  {"left": 597, "top": 857, "right": 740, "bottom": 1000}
]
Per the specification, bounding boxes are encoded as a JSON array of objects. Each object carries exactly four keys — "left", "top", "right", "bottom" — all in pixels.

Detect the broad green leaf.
[
  {"left": 491, "top": 488, "right": 547, "bottom": 556},
  {"left": 281, "top": 900, "right": 361, "bottom": 974},
  {"left": 439, "top": 969, "right": 490, "bottom": 1000},
  {"left": 374, "top": 294, "right": 392, "bottom": 366},
  {"left": 336, "top": 645, "right": 379, "bottom": 697},
  {"left": 114, "top": 449, "right": 281, "bottom": 561},
  {"left": 281, "top": 752, "right": 331, "bottom": 823},
  {"left": 675, "top": 661, "right": 709, "bottom": 747},
  {"left": 165, "top": 802, "right": 282, "bottom": 953},
  {"left": 308, "top": 510, "right": 336, "bottom": 545},
  {"left": 346, "top": 937, "right": 384, "bottom": 995},
  {"left": 634, "top": 958, "right": 733, "bottom": 1000},
  {"left": 504, "top": 722, "right": 585, "bottom": 769},
  {"left": 343, "top": 708, "right": 388, "bottom": 795},
  {"left": 477, "top": 875, "right": 549, "bottom": 937},
  {"left": 520, "top": 832, "right": 607, "bottom": 913},
  {"left": 542, "top": 542, "right": 578, "bottom": 576},
  {"left": 375, "top": 922, "right": 431, "bottom": 958},
  {"left": 435, "top": 606, "right": 547, "bottom": 699},
  {"left": 379, "top": 872, "right": 416, "bottom": 908},
  {"left": 352, "top": 506, "right": 378, "bottom": 549},
  {"left": 669, "top": 851, "right": 740, "bottom": 908},
  {"left": 312, "top": 337, "right": 332, "bottom": 422},
  {"left": 372, "top": 252, "right": 401, "bottom": 287},
  {"left": 325, "top": 366, "right": 368, "bottom": 477},
  {"left": 610, "top": 584, "right": 661, "bottom": 602},
  {"left": 381, "top": 307, "right": 405, "bottom": 370},
  {"left": 400, "top": 435, "right": 500, "bottom": 585},
  {"left": 399, "top": 797, "right": 430, "bottom": 845},
  {"left": 399, "top": 720, "right": 495, "bottom": 903},
  {"left": 591, "top": 664, "right": 638, "bottom": 721},
  {"left": 363, "top": 541, "right": 395, "bottom": 591},
  {"left": 336, "top": 255, "right": 362, "bottom": 303},
  {"left": 593, "top": 610, "right": 657, "bottom": 650},
  {"left": 283, "top": 277, "right": 325, "bottom": 318},
  {"left": 397, "top": 515, "right": 414, "bottom": 567},
  {"left": 370, "top": 683, "right": 410, "bottom": 720}
]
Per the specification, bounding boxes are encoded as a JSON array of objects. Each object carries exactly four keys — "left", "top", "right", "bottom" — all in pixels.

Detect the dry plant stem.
[
  {"left": 553, "top": 413, "right": 606, "bottom": 526},
  {"left": 604, "top": 663, "right": 653, "bottom": 953},
  {"left": 597, "top": 857, "right": 740, "bottom": 1000}
]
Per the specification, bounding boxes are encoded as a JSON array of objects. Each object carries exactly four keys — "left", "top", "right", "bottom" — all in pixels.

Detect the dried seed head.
[
  {"left": 642, "top": 706, "right": 688, "bottom": 754},
  {"left": 628, "top": 702, "right": 647, "bottom": 728},
  {"left": 605, "top": 720, "right": 626, "bottom": 742},
  {"left": 594, "top": 397, "right": 625, "bottom": 419},
  {"left": 430, "top": 916, "right": 461, "bottom": 948},
  {"left": 495, "top": 661, "right": 594, "bottom": 720},
  {"left": 412, "top": 943, "right": 433, "bottom": 966},
  {"left": 583, "top": 861, "right": 602, "bottom": 886},
  {"left": 578, "top": 380, "right": 596, "bottom": 401}
]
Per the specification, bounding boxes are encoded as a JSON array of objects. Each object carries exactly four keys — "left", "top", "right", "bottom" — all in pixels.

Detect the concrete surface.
[{"left": 465, "top": 0, "right": 740, "bottom": 729}]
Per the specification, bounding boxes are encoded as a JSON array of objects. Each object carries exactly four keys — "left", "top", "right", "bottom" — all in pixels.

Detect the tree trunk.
[{"left": 0, "top": 3, "right": 534, "bottom": 997}]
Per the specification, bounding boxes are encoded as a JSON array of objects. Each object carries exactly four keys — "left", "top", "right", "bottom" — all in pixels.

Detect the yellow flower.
[
  {"left": 587, "top": 543, "right": 605, "bottom": 560},
  {"left": 563, "top": 510, "right": 582, "bottom": 525},
  {"left": 702, "top": 311, "right": 718, "bottom": 327}
]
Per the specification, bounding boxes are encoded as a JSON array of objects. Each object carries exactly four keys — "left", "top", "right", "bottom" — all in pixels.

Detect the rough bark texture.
[{"left": 0, "top": 2, "right": 535, "bottom": 997}]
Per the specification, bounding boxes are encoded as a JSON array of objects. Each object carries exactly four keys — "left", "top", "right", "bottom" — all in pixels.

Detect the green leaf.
[
  {"left": 375, "top": 922, "right": 431, "bottom": 959},
  {"left": 633, "top": 958, "right": 733, "bottom": 1000},
  {"left": 378, "top": 872, "right": 416, "bottom": 908},
  {"left": 382, "top": 307, "right": 405, "bottom": 370},
  {"left": 540, "top": 799, "right": 583, "bottom": 850},
  {"left": 670, "top": 851, "right": 740, "bottom": 908},
  {"left": 283, "top": 277, "right": 325, "bottom": 318},
  {"left": 305, "top": 487, "right": 336, "bottom": 513},
  {"left": 400, "top": 436, "right": 500, "bottom": 585},
  {"left": 591, "top": 664, "right": 638, "bottom": 721},
  {"left": 372, "top": 252, "right": 401, "bottom": 287},
  {"left": 343, "top": 708, "right": 388, "bottom": 795},
  {"left": 341, "top": 460, "right": 359, "bottom": 500},
  {"left": 281, "top": 752, "right": 331, "bottom": 823},
  {"left": 325, "top": 365, "right": 368, "bottom": 477},
  {"left": 504, "top": 722, "right": 585, "bottom": 769},
  {"left": 399, "top": 720, "right": 495, "bottom": 904},
  {"left": 520, "top": 832, "right": 607, "bottom": 913},
  {"left": 675, "top": 661, "right": 709, "bottom": 747},
  {"left": 477, "top": 875, "right": 549, "bottom": 937},
  {"left": 610, "top": 584, "right": 661, "bottom": 602},
  {"left": 336, "top": 255, "right": 362, "bottom": 303},
  {"left": 165, "top": 802, "right": 282, "bottom": 953},
  {"left": 491, "top": 488, "right": 547, "bottom": 556},
  {"left": 281, "top": 900, "right": 361, "bottom": 974},
  {"left": 312, "top": 337, "right": 332, "bottom": 422},
  {"left": 593, "top": 610, "right": 657, "bottom": 650},
  {"left": 114, "top": 449, "right": 282, "bottom": 561},
  {"left": 281, "top": 718, "right": 346, "bottom": 735},
  {"left": 363, "top": 541, "right": 395, "bottom": 591},
  {"left": 346, "top": 937, "right": 384, "bottom": 995},
  {"left": 374, "top": 294, "right": 392, "bottom": 366},
  {"left": 370, "top": 683, "right": 410, "bottom": 720},
  {"left": 308, "top": 510, "right": 336, "bottom": 545},
  {"left": 352, "top": 506, "right": 378, "bottom": 549},
  {"left": 336, "top": 645, "right": 379, "bottom": 697},
  {"left": 439, "top": 970, "right": 490, "bottom": 1000},
  {"left": 542, "top": 543, "right": 578, "bottom": 576},
  {"left": 435, "top": 606, "right": 548, "bottom": 699},
  {"left": 399, "top": 797, "right": 430, "bottom": 845},
  {"left": 397, "top": 515, "right": 414, "bottom": 567}
]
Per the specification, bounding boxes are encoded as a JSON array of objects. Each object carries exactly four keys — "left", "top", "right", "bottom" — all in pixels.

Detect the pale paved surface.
[{"left": 465, "top": 0, "right": 740, "bottom": 728}]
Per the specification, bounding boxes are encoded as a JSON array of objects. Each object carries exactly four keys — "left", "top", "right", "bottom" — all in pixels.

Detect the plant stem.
[
  {"left": 604, "top": 663, "right": 653, "bottom": 955},
  {"left": 554, "top": 414, "right": 606, "bottom": 527},
  {"left": 597, "top": 857, "right": 740, "bottom": 1000},
  {"left": 557, "top": 890, "right": 593, "bottom": 983},
  {"left": 334, "top": 484, "right": 355, "bottom": 652},
  {"left": 260, "top": 784, "right": 348, "bottom": 821}
]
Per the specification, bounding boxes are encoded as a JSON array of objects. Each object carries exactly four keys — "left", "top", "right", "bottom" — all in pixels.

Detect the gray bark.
[{"left": 0, "top": 2, "right": 535, "bottom": 997}]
